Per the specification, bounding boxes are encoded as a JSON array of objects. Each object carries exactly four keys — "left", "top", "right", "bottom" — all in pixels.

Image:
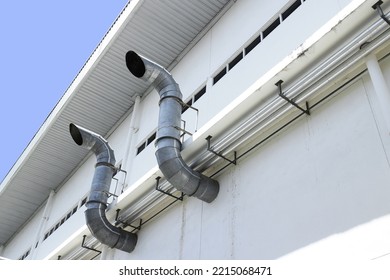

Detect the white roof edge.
[{"left": 0, "top": 0, "right": 142, "bottom": 195}]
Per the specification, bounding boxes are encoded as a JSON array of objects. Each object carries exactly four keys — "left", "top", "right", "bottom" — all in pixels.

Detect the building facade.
[{"left": 1, "top": 0, "right": 390, "bottom": 260}]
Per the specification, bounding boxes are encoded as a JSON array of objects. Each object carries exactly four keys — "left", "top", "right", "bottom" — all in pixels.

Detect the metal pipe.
[
  {"left": 365, "top": 53, "right": 390, "bottom": 132},
  {"left": 287, "top": 8, "right": 388, "bottom": 99},
  {"left": 125, "top": 51, "right": 219, "bottom": 203},
  {"left": 69, "top": 123, "right": 137, "bottom": 253},
  {"left": 120, "top": 94, "right": 141, "bottom": 193},
  {"left": 30, "top": 190, "right": 55, "bottom": 259}
]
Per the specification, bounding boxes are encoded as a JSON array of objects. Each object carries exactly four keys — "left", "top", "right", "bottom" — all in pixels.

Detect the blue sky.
[{"left": 0, "top": 1, "right": 128, "bottom": 183}]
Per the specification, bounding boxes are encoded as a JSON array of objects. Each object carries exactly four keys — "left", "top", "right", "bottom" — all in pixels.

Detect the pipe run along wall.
[
  {"left": 125, "top": 51, "right": 219, "bottom": 203},
  {"left": 69, "top": 123, "right": 137, "bottom": 253}
]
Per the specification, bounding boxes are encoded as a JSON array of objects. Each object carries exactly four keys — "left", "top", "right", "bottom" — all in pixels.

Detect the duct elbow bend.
[
  {"left": 69, "top": 123, "right": 115, "bottom": 166},
  {"left": 155, "top": 138, "right": 219, "bottom": 203},
  {"left": 69, "top": 123, "right": 137, "bottom": 253},
  {"left": 85, "top": 206, "right": 137, "bottom": 253},
  {"left": 125, "top": 51, "right": 219, "bottom": 203}
]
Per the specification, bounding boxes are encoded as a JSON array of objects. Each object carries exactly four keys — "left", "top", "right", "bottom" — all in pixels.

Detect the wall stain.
[
  {"left": 179, "top": 201, "right": 187, "bottom": 259},
  {"left": 229, "top": 164, "right": 240, "bottom": 258}
]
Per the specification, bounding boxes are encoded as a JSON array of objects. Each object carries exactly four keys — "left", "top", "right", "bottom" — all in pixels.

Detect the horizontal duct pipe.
[
  {"left": 125, "top": 51, "right": 219, "bottom": 203},
  {"left": 69, "top": 123, "right": 137, "bottom": 253}
]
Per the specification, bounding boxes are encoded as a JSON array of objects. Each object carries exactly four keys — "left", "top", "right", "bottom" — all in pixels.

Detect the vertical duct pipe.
[
  {"left": 69, "top": 123, "right": 137, "bottom": 253},
  {"left": 125, "top": 51, "right": 219, "bottom": 203},
  {"left": 365, "top": 53, "right": 390, "bottom": 133},
  {"left": 30, "top": 190, "right": 55, "bottom": 259},
  {"left": 120, "top": 94, "right": 141, "bottom": 193}
]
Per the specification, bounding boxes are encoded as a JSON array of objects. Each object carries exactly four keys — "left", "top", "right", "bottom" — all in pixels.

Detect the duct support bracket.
[
  {"left": 102, "top": 190, "right": 118, "bottom": 199},
  {"left": 81, "top": 235, "right": 102, "bottom": 260},
  {"left": 114, "top": 209, "right": 143, "bottom": 231},
  {"left": 372, "top": 1, "right": 390, "bottom": 26},
  {"left": 176, "top": 123, "right": 193, "bottom": 137},
  {"left": 276, "top": 80, "right": 310, "bottom": 115},
  {"left": 155, "top": 176, "right": 184, "bottom": 201},
  {"left": 206, "top": 135, "right": 237, "bottom": 165},
  {"left": 111, "top": 168, "right": 128, "bottom": 198},
  {"left": 180, "top": 100, "right": 200, "bottom": 133}
]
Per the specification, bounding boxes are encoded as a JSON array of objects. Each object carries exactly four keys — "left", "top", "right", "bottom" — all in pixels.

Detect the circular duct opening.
[
  {"left": 126, "top": 51, "right": 146, "bottom": 78},
  {"left": 69, "top": 123, "right": 83, "bottom": 146}
]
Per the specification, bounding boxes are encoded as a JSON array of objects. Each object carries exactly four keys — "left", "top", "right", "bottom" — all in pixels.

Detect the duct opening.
[
  {"left": 126, "top": 51, "right": 146, "bottom": 78},
  {"left": 69, "top": 123, "right": 137, "bottom": 253},
  {"left": 69, "top": 123, "right": 83, "bottom": 146},
  {"left": 125, "top": 51, "right": 219, "bottom": 203}
]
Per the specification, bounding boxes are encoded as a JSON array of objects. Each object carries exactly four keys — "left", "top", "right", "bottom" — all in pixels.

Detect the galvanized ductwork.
[
  {"left": 125, "top": 51, "right": 219, "bottom": 203},
  {"left": 69, "top": 123, "right": 137, "bottom": 253}
]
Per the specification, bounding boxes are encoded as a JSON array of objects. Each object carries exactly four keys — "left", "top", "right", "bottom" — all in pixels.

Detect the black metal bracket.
[
  {"left": 180, "top": 99, "right": 199, "bottom": 113},
  {"left": 155, "top": 176, "right": 184, "bottom": 201},
  {"left": 115, "top": 209, "right": 143, "bottom": 231},
  {"left": 276, "top": 80, "right": 310, "bottom": 115},
  {"left": 180, "top": 99, "right": 200, "bottom": 132},
  {"left": 175, "top": 124, "right": 193, "bottom": 137},
  {"left": 206, "top": 135, "right": 237, "bottom": 165},
  {"left": 372, "top": 1, "right": 390, "bottom": 26},
  {"left": 114, "top": 168, "right": 128, "bottom": 194},
  {"left": 107, "top": 168, "right": 128, "bottom": 200},
  {"left": 103, "top": 190, "right": 118, "bottom": 198},
  {"left": 81, "top": 235, "right": 102, "bottom": 260}
]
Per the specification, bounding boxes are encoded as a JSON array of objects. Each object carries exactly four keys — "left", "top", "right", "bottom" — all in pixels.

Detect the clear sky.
[{"left": 0, "top": 1, "right": 129, "bottom": 183}]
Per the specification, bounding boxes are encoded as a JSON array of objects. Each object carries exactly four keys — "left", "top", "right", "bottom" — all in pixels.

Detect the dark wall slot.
[
  {"left": 194, "top": 86, "right": 206, "bottom": 102},
  {"left": 136, "top": 142, "right": 146, "bottom": 155},
  {"left": 213, "top": 67, "right": 227, "bottom": 85},
  {"left": 81, "top": 197, "right": 87, "bottom": 207},
  {"left": 245, "top": 36, "right": 261, "bottom": 55},
  {"left": 228, "top": 52, "right": 243, "bottom": 70},
  {"left": 136, "top": 130, "right": 157, "bottom": 155},
  {"left": 263, "top": 17, "right": 281, "bottom": 38},
  {"left": 282, "top": 0, "right": 301, "bottom": 20},
  {"left": 147, "top": 132, "right": 156, "bottom": 145}
]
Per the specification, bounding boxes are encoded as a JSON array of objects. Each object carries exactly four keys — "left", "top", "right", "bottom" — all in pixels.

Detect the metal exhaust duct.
[
  {"left": 69, "top": 123, "right": 137, "bottom": 253},
  {"left": 125, "top": 51, "right": 219, "bottom": 203}
]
